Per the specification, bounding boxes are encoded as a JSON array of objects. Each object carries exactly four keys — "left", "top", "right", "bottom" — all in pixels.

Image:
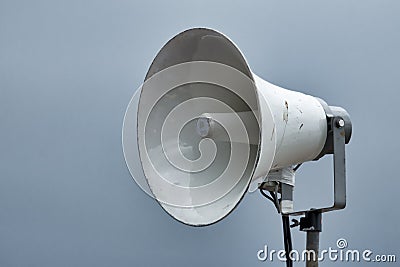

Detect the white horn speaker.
[{"left": 122, "top": 28, "right": 351, "bottom": 226}]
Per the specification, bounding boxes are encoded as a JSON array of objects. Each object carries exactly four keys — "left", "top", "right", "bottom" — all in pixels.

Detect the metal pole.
[
  {"left": 306, "top": 231, "right": 320, "bottom": 267},
  {"left": 299, "top": 211, "right": 322, "bottom": 267}
]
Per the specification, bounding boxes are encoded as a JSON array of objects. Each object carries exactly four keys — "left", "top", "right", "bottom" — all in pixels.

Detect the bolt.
[{"left": 336, "top": 119, "right": 345, "bottom": 128}]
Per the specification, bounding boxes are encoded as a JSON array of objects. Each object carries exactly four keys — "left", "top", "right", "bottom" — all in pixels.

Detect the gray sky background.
[{"left": 1, "top": 1, "right": 399, "bottom": 266}]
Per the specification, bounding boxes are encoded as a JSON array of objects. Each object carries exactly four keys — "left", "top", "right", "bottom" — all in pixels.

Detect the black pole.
[
  {"left": 300, "top": 211, "right": 322, "bottom": 267},
  {"left": 306, "top": 231, "right": 320, "bottom": 267}
]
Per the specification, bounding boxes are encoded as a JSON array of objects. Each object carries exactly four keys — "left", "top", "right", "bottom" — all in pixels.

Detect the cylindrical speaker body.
[{"left": 254, "top": 75, "right": 327, "bottom": 172}]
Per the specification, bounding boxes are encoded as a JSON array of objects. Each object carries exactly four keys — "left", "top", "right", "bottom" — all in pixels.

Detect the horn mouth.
[{"left": 136, "top": 28, "right": 264, "bottom": 226}]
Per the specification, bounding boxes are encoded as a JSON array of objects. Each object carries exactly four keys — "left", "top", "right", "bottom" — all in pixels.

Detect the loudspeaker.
[{"left": 122, "top": 28, "right": 351, "bottom": 226}]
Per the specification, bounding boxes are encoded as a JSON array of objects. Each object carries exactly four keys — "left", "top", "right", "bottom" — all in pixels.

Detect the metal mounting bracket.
[{"left": 283, "top": 116, "right": 347, "bottom": 216}]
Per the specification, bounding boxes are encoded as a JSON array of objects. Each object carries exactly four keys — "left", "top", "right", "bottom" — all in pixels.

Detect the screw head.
[{"left": 336, "top": 119, "right": 345, "bottom": 128}]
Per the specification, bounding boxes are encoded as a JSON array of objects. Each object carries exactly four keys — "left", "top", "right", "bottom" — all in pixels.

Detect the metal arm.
[{"left": 284, "top": 116, "right": 347, "bottom": 216}]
